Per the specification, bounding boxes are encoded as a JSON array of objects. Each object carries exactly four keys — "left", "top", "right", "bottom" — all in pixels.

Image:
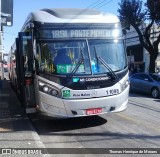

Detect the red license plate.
[{"left": 86, "top": 108, "right": 102, "bottom": 115}]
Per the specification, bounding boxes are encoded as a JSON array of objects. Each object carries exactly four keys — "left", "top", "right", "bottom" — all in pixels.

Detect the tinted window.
[
  {"left": 132, "top": 74, "right": 142, "bottom": 80},
  {"left": 132, "top": 74, "right": 151, "bottom": 81},
  {"left": 150, "top": 74, "right": 160, "bottom": 82},
  {"left": 141, "top": 74, "right": 150, "bottom": 80},
  {"left": 37, "top": 39, "right": 126, "bottom": 75}
]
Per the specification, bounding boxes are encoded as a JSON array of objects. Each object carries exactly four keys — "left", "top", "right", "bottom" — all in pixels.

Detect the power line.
[
  {"left": 91, "top": 0, "right": 107, "bottom": 9},
  {"left": 86, "top": 0, "right": 103, "bottom": 8},
  {"left": 96, "top": 0, "right": 115, "bottom": 9}
]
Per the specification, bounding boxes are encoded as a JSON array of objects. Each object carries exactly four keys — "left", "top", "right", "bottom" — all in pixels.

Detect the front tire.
[{"left": 151, "top": 87, "right": 159, "bottom": 98}]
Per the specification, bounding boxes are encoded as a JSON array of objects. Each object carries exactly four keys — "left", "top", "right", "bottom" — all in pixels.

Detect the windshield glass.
[
  {"left": 38, "top": 40, "right": 91, "bottom": 74},
  {"left": 150, "top": 74, "right": 160, "bottom": 82},
  {"left": 38, "top": 39, "right": 126, "bottom": 75},
  {"left": 88, "top": 39, "right": 126, "bottom": 73}
]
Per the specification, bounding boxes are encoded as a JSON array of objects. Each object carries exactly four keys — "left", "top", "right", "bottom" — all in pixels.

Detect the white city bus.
[{"left": 9, "top": 8, "right": 129, "bottom": 118}]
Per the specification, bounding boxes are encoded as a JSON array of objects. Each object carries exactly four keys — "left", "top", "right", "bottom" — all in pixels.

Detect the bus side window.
[
  {"left": 34, "top": 42, "right": 41, "bottom": 74},
  {"left": 27, "top": 39, "right": 34, "bottom": 72}
]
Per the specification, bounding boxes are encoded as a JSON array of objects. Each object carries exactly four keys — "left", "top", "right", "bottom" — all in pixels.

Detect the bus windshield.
[{"left": 38, "top": 39, "right": 126, "bottom": 75}]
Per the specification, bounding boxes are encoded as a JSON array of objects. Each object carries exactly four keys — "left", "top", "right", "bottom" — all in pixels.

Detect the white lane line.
[{"left": 24, "top": 116, "right": 51, "bottom": 157}]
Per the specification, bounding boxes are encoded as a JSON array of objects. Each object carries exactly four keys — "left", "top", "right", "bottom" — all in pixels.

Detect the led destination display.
[{"left": 40, "top": 29, "right": 120, "bottom": 38}]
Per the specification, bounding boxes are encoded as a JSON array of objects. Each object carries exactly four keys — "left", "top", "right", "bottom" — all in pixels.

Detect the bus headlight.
[
  {"left": 43, "top": 86, "right": 49, "bottom": 93},
  {"left": 38, "top": 80, "right": 61, "bottom": 98},
  {"left": 121, "top": 79, "right": 130, "bottom": 92},
  {"left": 51, "top": 89, "right": 59, "bottom": 96}
]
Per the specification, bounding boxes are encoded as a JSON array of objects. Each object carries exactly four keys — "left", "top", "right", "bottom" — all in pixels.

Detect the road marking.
[
  {"left": 129, "top": 100, "right": 160, "bottom": 112},
  {"left": 116, "top": 113, "right": 160, "bottom": 132},
  {"left": 25, "top": 116, "right": 51, "bottom": 157}
]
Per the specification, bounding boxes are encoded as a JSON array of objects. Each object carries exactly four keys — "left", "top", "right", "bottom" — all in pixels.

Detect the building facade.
[{"left": 125, "top": 24, "right": 160, "bottom": 73}]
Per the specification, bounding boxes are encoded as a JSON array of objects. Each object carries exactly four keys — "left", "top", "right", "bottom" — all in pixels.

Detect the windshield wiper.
[
  {"left": 66, "top": 48, "right": 85, "bottom": 84},
  {"left": 94, "top": 46, "right": 118, "bottom": 81}
]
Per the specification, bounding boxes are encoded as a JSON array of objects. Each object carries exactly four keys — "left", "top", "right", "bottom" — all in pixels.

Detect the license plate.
[{"left": 86, "top": 108, "right": 102, "bottom": 115}]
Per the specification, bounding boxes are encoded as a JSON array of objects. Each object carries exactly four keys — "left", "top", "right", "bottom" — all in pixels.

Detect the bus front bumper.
[{"left": 37, "top": 86, "right": 129, "bottom": 118}]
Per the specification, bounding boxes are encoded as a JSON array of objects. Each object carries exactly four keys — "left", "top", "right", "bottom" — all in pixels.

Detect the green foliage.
[
  {"left": 146, "top": 0, "right": 160, "bottom": 26},
  {"left": 118, "top": 0, "right": 146, "bottom": 30},
  {"left": 118, "top": 0, "right": 160, "bottom": 73}
]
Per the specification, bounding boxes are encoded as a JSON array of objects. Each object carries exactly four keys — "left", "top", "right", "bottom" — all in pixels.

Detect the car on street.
[{"left": 129, "top": 73, "right": 160, "bottom": 98}]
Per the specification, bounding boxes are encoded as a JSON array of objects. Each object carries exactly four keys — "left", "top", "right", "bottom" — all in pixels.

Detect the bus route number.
[{"left": 106, "top": 89, "right": 119, "bottom": 95}]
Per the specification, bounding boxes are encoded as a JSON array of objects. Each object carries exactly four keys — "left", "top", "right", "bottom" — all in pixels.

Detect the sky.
[{"left": 3, "top": 0, "right": 121, "bottom": 53}]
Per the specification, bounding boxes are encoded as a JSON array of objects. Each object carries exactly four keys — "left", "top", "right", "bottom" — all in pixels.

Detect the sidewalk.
[{"left": 0, "top": 80, "right": 48, "bottom": 156}]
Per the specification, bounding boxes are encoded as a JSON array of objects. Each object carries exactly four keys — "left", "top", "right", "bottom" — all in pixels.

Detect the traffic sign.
[{"left": 0, "top": 0, "right": 13, "bottom": 26}]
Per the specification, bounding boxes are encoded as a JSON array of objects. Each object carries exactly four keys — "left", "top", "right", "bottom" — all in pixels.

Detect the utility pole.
[
  {"left": 0, "top": 0, "right": 13, "bottom": 80},
  {"left": 0, "top": 0, "right": 4, "bottom": 80}
]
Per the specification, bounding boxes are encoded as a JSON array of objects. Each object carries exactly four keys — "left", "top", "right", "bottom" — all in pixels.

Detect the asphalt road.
[{"left": 29, "top": 92, "right": 160, "bottom": 157}]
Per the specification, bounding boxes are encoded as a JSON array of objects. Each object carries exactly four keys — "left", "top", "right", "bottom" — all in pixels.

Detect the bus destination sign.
[{"left": 41, "top": 29, "right": 120, "bottom": 38}]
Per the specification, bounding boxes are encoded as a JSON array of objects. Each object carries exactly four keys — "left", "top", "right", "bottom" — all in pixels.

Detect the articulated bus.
[{"left": 8, "top": 8, "right": 129, "bottom": 118}]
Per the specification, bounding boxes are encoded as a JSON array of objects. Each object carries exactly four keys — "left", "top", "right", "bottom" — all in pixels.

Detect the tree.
[{"left": 118, "top": 0, "right": 160, "bottom": 73}]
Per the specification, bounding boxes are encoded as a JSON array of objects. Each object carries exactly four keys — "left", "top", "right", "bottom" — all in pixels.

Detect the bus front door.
[{"left": 16, "top": 32, "right": 36, "bottom": 113}]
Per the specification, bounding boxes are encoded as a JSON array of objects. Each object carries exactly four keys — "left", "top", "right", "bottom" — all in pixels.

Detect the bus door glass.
[{"left": 17, "top": 32, "right": 36, "bottom": 113}]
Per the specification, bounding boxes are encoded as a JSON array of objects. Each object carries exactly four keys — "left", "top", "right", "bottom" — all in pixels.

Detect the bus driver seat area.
[{"left": 54, "top": 48, "right": 72, "bottom": 65}]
